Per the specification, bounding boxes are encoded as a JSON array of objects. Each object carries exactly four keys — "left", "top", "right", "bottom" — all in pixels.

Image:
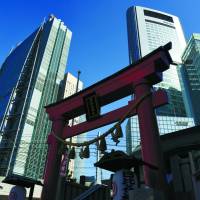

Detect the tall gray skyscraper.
[
  {"left": 181, "top": 33, "right": 200, "bottom": 125},
  {"left": 0, "top": 15, "right": 72, "bottom": 180},
  {"left": 126, "top": 6, "right": 194, "bottom": 153}
]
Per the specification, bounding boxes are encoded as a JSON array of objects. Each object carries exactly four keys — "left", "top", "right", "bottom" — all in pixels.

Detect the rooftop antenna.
[{"left": 42, "top": 17, "right": 46, "bottom": 24}]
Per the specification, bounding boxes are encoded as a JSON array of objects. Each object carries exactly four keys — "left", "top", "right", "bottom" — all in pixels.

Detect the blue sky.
[
  {"left": 1, "top": 0, "right": 200, "bottom": 88},
  {"left": 1, "top": 0, "right": 200, "bottom": 179}
]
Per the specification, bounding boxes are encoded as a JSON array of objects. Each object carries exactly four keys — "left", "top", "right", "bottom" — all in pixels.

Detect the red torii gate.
[{"left": 41, "top": 43, "right": 172, "bottom": 200}]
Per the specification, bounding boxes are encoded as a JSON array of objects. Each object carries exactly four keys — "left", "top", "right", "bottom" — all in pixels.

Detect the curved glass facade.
[
  {"left": 0, "top": 29, "right": 39, "bottom": 124},
  {"left": 0, "top": 16, "right": 72, "bottom": 180}
]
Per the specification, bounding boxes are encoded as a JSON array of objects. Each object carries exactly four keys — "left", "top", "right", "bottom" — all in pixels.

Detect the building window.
[{"left": 144, "top": 10, "right": 174, "bottom": 23}]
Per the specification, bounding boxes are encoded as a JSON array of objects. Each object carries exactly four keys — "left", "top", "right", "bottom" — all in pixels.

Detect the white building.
[
  {"left": 63, "top": 72, "right": 87, "bottom": 182},
  {"left": 126, "top": 6, "right": 194, "bottom": 153}
]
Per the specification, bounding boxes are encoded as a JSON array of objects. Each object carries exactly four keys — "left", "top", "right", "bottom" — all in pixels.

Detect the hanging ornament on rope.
[
  {"left": 82, "top": 145, "right": 90, "bottom": 158},
  {"left": 69, "top": 147, "right": 76, "bottom": 159},
  {"left": 111, "top": 129, "right": 120, "bottom": 145},
  {"left": 79, "top": 147, "right": 84, "bottom": 159},
  {"left": 115, "top": 123, "right": 123, "bottom": 138},
  {"left": 98, "top": 137, "right": 107, "bottom": 153},
  {"left": 111, "top": 123, "right": 123, "bottom": 145}
]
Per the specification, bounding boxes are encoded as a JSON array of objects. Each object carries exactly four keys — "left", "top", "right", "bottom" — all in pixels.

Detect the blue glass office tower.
[
  {"left": 126, "top": 6, "right": 194, "bottom": 153},
  {"left": 0, "top": 15, "right": 72, "bottom": 180}
]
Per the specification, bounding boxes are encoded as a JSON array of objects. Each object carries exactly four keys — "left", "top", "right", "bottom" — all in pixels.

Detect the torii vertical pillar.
[
  {"left": 134, "top": 79, "right": 167, "bottom": 194},
  {"left": 41, "top": 116, "right": 65, "bottom": 200}
]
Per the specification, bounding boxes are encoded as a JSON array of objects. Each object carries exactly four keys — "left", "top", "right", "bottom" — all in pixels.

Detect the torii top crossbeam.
[
  {"left": 46, "top": 43, "right": 171, "bottom": 119},
  {"left": 41, "top": 43, "right": 172, "bottom": 200}
]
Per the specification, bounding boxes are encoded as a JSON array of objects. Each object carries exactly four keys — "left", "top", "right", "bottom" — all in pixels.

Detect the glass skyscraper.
[
  {"left": 181, "top": 33, "right": 200, "bottom": 125},
  {"left": 126, "top": 6, "right": 194, "bottom": 153},
  {"left": 0, "top": 15, "right": 72, "bottom": 180}
]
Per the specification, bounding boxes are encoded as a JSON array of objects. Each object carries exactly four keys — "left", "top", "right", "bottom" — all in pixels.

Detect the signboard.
[
  {"left": 111, "top": 169, "right": 135, "bottom": 200},
  {"left": 60, "top": 150, "right": 68, "bottom": 177},
  {"left": 84, "top": 92, "right": 100, "bottom": 121}
]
